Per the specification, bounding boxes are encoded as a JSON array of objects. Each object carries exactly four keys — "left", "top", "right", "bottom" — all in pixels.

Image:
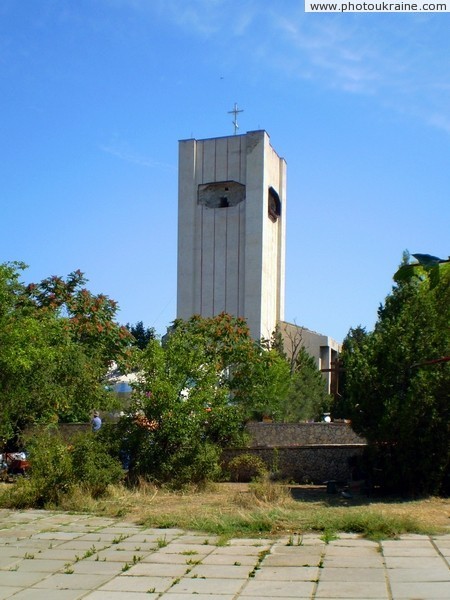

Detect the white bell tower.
[{"left": 177, "top": 129, "right": 286, "bottom": 341}]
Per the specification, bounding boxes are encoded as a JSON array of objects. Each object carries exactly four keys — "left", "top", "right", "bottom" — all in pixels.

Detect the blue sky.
[{"left": 1, "top": 1, "right": 449, "bottom": 342}]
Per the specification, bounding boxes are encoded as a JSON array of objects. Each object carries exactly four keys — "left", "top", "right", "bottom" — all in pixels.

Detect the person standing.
[{"left": 91, "top": 411, "right": 102, "bottom": 432}]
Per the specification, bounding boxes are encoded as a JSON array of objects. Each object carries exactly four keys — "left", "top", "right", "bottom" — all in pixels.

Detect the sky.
[{"left": 1, "top": 0, "right": 449, "bottom": 343}]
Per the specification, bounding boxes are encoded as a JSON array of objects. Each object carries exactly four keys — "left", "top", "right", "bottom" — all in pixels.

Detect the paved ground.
[{"left": 0, "top": 509, "right": 449, "bottom": 599}]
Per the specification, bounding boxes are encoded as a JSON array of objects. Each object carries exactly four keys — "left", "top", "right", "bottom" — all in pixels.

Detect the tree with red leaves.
[{"left": 0, "top": 262, "right": 133, "bottom": 442}]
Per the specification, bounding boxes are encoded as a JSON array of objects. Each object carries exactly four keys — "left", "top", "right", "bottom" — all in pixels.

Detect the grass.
[{"left": 1, "top": 480, "right": 449, "bottom": 540}]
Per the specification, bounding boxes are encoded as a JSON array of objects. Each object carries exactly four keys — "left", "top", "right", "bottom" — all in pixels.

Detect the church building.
[
  {"left": 177, "top": 130, "right": 285, "bottom": 342},
  {"left": 176, "top": 129, "right": 340, "bottom": 393}
]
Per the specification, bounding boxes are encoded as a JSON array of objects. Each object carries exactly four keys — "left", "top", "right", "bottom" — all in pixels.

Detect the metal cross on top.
[{"left": 228, "top": 102, "right": 244, "bottom": 135}]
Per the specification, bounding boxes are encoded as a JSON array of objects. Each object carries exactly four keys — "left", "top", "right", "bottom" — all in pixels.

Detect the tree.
[
  {"left": 113, "top": 313, "right": 298, "bottom": 484},
  {"left": 268, "top": 324, "right": 332, "bottom": 422},
  {"left": 341, "top": 253, "right": 450, "bottom": 495},
  {"left": 0, "top": 262, "right": 133, "bottom": 442},
  {"left": 126, "top": 321, "right": 155, "bottom": 349},
  {"left": 281, "top": 346, "right": 332, "bottom": 422},
  {"left": 168, "top": 313, "right": 291, "bottom": 419}
]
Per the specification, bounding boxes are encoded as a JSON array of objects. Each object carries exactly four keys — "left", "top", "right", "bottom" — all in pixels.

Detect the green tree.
[
  {"left": 268, "top": 325, "right": 332, "bottom": 422},
  {"left": 341, "top": 254, "right": 450, "bottom": 495},
  {"left": 281, "top": 346, "right": 332, "bottom": 422},
  {"left": 126, "top": 321, "right": 155, "bottom": 349},
  {"left": 0, "top": 262, "right": 133, "bottom": 442},
  {"left": 114, "top": 313, "right": 296, "bottom": 485},
  {"left": 169, "top": 313, "right": 290, "bottom": 419},
  {"left": 116, "top": 331, "right": 246, "bottom": 486}
]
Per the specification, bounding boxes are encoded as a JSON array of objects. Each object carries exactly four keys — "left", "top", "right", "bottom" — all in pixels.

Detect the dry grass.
[
  {"left": 50, "top": 481, "right": 450, "bottom": 539},
  {"left": 2, "top": 479, "right": 449, "bottom": 539}
]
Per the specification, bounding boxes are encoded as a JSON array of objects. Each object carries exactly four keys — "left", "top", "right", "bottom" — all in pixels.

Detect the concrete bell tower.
[{"left": 177, "top": 130, "right": 286, "bottom": 341}]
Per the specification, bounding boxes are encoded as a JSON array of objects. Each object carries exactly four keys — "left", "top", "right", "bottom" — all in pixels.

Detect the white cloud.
[{"left": 98, "top": 2, "right": 450, "bottom": 135}]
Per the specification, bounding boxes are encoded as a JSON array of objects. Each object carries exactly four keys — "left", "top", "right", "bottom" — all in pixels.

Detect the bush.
[
  {"left": 0, "top": 428, "right": 124, "bottom": 508},
  {"left": 70, "top": 433, "right": 125, "bottom": 497},
  {"left": 228, "top": 453, "right": 267, "bottom": 482}
]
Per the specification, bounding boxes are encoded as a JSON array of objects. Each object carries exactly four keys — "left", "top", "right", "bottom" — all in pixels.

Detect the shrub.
[
  {"left": 228, "top": 453, "right": 267, "bottom": 482},
  {"left": 70, "top": 433, "right": 124, "bottom": 497},
  {"left": 0, "top": 428, "right": 123, "bottom": 508}
]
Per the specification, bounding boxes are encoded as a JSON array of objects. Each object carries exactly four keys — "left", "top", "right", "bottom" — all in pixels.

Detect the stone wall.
[
  {"left": 222, "top": 422, "right": 367, "bottom": 484},
  {"left": 246, "top": 422, "right": 365, "bottom": 447},
  {"left": 222, "top": 445, "right": 366, "bottom": 484}
]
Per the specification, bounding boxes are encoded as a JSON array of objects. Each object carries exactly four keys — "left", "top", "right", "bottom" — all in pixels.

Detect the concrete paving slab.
[
  {"left": 31, "top": 571, "right": 113, "bottom": 589},
  {"left": 212, "top": 545, "right": 269, "bottom": 556},
  {"left": 241, "top": 578, "right": 315, "bottom": 597},
  {"left": 123, "top": 561, "right": 190, "bottom": 577},
  {"left": 15, "top": 558, "right": 68, "bottom": 572},
  {"left": 139, "top": 528, "right": 185, "bottom": 536},
  {"left": 227, "top": 537, "right": 272, "bottom": 546},
  {"left": 97, "top": 575, "right": 174, "bottom": 593},
  {"left": 270, "top": 544, "right": 324, "bottom": 555},
  {"left": 104, "top": 541, "right": 157, "bottom": 553},
  {"left": 381, "top": 542, "right": 437, "bottom": 556},
  {"left": 318, "top": 566, "right": 386, "bottom": 582},
  {"left": 10, "top": 589, "right": 87, "bottom": 599},
  {"left": 326, "top": 538, "right": 378, "bottom": 547},
  {"left": 384, "top": 556, "right": 445, "bottom": 568},
  {"left": 84, "top": 592, "right": 159, "bottom": 599},
  {"left": 389, "top": 580, "right": 450, "bottom": 598},
  {"left": 95, "top": 526, "right": 146, "bottom": 535},
  {"left": 155, "top": 543, "right": 216, "bottom": 555},
  {"left": 188, "top": 563, "right": 254, "bottom": 579},
  {"left": 119, "top": 532, "right": 177, "bottom": 543},
  {"left": 34, "top": 531, "right": 84, "bottom": 540},
  {"left": 1, "top": 510, "right": 450, "bottom": 600},
  {"left": 174, "top": 533, "right": 218, "bottom": 543},
  {"left": 324, "top": 545, "right": 380, "bottom": 557},
  {"left": 251, "top": 565, "right": 319, "bottom": 581},
  {"left": 141, "top": 552, "right": 210, "bottom": 564},
  {"left": 202, "top": 553, "right": 258, "bottom": 566},
  {"left": 264, "top": 553, "right": 322, "bottom": 567},
  {"left": 322, "top": 557, "right": 384, "bottom": 569},
  {"left": 0, "top": 556, "right": 20, "bottom": 569},
  {"left": 0, "top": 569, "right": 48, "bottom": 586},
  {"left": 2, "top": 538, "right": 58, "bottom": 550},
  {"left": 0, "top": 530, "right": 39, "bottom": 540},
  {"left": 88, "top": 549, "right": 148, "bottom": 562},
  {"left": 314, "top": 580, "right": 389, "bottom": 598},
  {"left": 387, "top": 567, "right": 450, "bottom": 582},
  {"left": 160, "top": 594, "right": 236, "bottom": 600},
  {"left": 34, "top": 548, "right": 91, "bottom": 561},
  {"left": 76, "top": 532, "right": 129, "bottom": 542},
  {"left": 71, "top": 560, "right": 127, "bottom": 575},
  {"left": 0, "top": 587, "right": 22, "bottom": 600},
  {"left": 168, "top": 575, "right": 246, "bottom": 595},
  {"left": 51, "top": 539, "right": 112, "bottom": 551}
]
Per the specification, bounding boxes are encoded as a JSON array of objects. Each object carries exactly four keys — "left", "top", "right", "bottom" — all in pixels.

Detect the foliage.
[
  {"left": 126, "top": 321, "right": 155, "bottom": 349},
  {"left": 0, "top": 429, "right": 123, "bottom": 508},
  {"left": 0, "top": 262, "right": 133, "bottom": 441},
  {"left": 169, "top": 313, "right": 284, "bottom": 416},
  {"left": 228, "top": 453, "right": 268, "bottom": 482},
  {"left": 394, "top": 252, "right": 450, "bottom": 290},
  {"left": 113, "top": 313, "right": 304, "bottom": 486},
  {"left": 114, "top": 318, "right": 246, "bottom": 486},
  {"left": 114, "top": 313, "right": 333, "bottom": 487},
  {"left": 280, "top": 346, "right": 332, "bottom": 422},
  {"left": 341, "top": 253, "right": 450, "bottom": 495},
  {"left": 267, "top": 325, "right": 332, "bottom": 422},
  {"left": 69, "top": 432, "right": 125, "bottom": 497}
]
